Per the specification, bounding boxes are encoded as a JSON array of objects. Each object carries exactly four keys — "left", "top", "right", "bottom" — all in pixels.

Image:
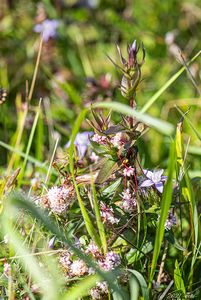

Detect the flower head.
[
  {"left": 85, "top": 241, "right": 101, "bottom": 258},
  {"left": 59, "top": 252, "right": 72, "bottom": 271},
  {"left": 123, "top": 166, "right": 135, "bottom": 177},
  {"left": 47, "top": 185, "right": 74, "bottom": 214},
  {"left": 100, "top": 202, "right": 119, "bottom": 225},
  {"left": 70, "top": 259, "right": 88, "bottom": 277},
  {"left": 34, "top": 19, "right": 59, "bottom": 42},
  {"left": 140, "top": 169, "right": 167, "bottom": 193},
  {"left": 121, "top": 188, "right": 137, "bottom": 212},
  {"left": 99, "top": 251, "right": 121, "bottom": 271}
]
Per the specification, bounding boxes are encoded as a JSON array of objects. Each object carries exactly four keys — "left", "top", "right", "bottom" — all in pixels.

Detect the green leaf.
[
  {"left": 95, "top": 159, "right": 118, "bottom": 184},
  {"left": 102, "top": 178, "right": 122, "bottom": 197},
  {"left": 128, "top": 269, "right": 149, "bottom": 300},
  {"left": 129, "top": 275, "right": 140, "bottom": 300},
  {"left": 174, "top": 260, "right": 186, "bottom": 296},
  {"left": 61, "top": 274, "right": 101, "bottom": 300}
]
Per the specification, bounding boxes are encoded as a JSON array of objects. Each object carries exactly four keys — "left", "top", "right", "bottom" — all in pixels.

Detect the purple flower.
[
  {"left": 34, "top": 19, "right": 59, "bottom": 42},
  {"left": 66, "top": 132, "right": 93, "bottom": 158},
  {"left": 140, "top": 169, "right": 167, "bottom": 193}
]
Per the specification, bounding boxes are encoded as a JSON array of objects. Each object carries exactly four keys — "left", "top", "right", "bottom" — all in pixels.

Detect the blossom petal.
[
  {"left": 143, "top": 169, "right": 153, "bottom": 180},
  {"left": 155, "top": 182, "right": 164, "bottom": 193},
  {"left": 34, "top": 24, "right": 43, "bottom": 33},
  {"left": 140, "top": 179, "right": 154, "bottom": 188}
]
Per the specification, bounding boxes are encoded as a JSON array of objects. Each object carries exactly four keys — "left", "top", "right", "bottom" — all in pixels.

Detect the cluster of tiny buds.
[
  {"left": 110, "top": 132, "right": 127, "bottom": 149},
  {"left": 59, "top": 241, "right": 121, "bottom": 278},
  {"left": 121, "top": 188, "right": 137, "bottom": 212},
  {"left": 100, "top": 202, "right": 119, "bottom": 225},
  {"left": 91, "top": 133, "right": 107, "bottom": 145},
  {"left": 98, "top": 251, "right": 121, "bottom": 271}
]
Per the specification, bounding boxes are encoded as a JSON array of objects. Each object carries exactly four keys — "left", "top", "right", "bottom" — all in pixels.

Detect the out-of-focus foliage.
[{"left": 0, "top": 0, "right": 200, "bottom": 169}]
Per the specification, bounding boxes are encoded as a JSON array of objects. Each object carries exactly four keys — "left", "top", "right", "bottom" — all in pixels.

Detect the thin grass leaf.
[
  {"left": 175, "top": 117, "right": 200, "bottom": 283},
  {"left": 0, "top": 141, "right": 51, "bottom": 171},
  {"left": 19, "top": 99, "right": 42, "bottom": 183},
  {"left": 149, "top": 141, "right": 175, "bottom": 287},
  {"left": 61, "top": 274, "right": 101, "bottom": 300},
  {"left": 68, "top": 109, "right": 101, "bottom": 247},
  {"left": 28, "top": 37, "right": 43, "bottom": 102},
  {"left": 93, "top": 102, "right": 174, "bottom": 136},
  {"left": 91, "top": 180, "right": 107, "bottom": 254},
  {"left": 176, "top": 106, "right": 201, "bottom": 141},
  {"left": 35, "top": 109, "right": 44, "bottom": 161},
  {"left": 128, "top": 269, "right": 149, "bottom": 300},
  {"left": 140, "top": 50, "right": 201, "bottom": 113}
]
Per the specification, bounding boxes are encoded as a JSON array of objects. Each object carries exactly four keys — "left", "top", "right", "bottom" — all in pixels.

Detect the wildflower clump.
[{"left": 27, "top": 39, "right": 183, "bottom": 299}]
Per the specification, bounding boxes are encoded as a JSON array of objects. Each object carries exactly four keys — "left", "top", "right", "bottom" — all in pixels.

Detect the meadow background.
[{"left": 0, "top": 0, "right": 201, "bottom": 299}]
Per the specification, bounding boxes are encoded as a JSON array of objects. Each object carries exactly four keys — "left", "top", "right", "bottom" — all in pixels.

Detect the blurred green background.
[{"left": 0, "top": 0, "right": 200, "bottom": 174}]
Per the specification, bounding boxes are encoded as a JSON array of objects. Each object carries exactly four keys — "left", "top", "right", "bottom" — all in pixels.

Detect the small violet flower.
[
  {"left": 66, "top": 132, "right": 93, "bottom": 159},
  {"left": 140, "top": 169, "right": 167, "bottom": 193},
  {"left": 34, "top": 19, "right": 59, "bottom": 42}
]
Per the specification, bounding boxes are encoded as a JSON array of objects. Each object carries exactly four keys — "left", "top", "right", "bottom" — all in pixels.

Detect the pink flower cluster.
[
  {"left": 123, "top": 166, "right": 135, "bottom": 177},
  {"left": 100, "top": 202, "right": 119, "bottom": 225},
  {"left": 110, "top": 132, "right": 126, "bottom": 149},
  {"left": 121, "top": 188, "right": 137, "bottom": 212},
  {"left": 90, "top": 281, "right": 108, "bottom": 299},
  {"left": 91, "top": 133, "right": 107, "bottom": 145}
]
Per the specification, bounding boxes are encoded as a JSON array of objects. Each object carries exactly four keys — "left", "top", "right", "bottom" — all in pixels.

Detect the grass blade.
[
  {"left": 140, "top": 51, "right": 201, "bottom": 113},
  {"left": 149, "top": 141, "right": 175, "bottom": 287},
  {"left": 93, "top": 102, "right": 174, "bottom": 136},
  {"left": 68, "top": 109, "right": 101, "bottom": 247},
  {"left": 91, "top": 180, "right": 107, "bottom": 254}
]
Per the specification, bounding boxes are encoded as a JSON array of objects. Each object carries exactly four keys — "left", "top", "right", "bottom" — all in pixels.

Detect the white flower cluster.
[
  {"left": 121, "top": 188, "right": 137, "bottom": 212},
  {"left": 47, "top": 186, "right": 74, "bottom": 214}
]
